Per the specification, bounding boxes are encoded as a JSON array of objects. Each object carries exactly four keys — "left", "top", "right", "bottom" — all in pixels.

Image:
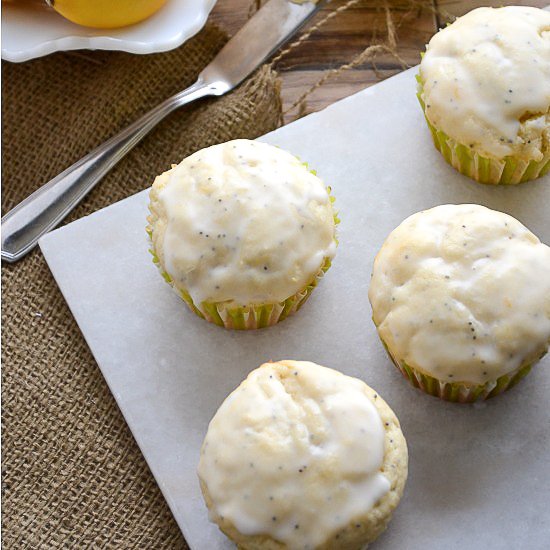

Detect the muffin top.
[
  {"left": 369, "top": 204, "right": 550, "bottom": 386},
  {"left": 147, "top": 140, "right": 336, "bottom": 307},
  {"left": 419, "top": 6, "right": 550, "bottom": 161},
  {"left": 198, "top": 360, "right": 403, "bottom": 549}
]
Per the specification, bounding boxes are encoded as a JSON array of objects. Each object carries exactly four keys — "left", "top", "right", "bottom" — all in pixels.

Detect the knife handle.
[{"left": 1, "top": 78, "right": 215, "bottom": 263}]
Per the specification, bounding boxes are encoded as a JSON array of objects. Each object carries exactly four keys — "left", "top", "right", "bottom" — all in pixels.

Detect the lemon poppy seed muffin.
[
  {"left": 418, "top": 6, "right": 550, "bottom": 184},
  {"left": 198, "top": 360, "right": 408, "bottom": 549},
  {"left": 369, "top": 204, "right": 550, "bottom": 402},
  {"left": 147, "top": 140, "right": 338, "bottom": 329}
]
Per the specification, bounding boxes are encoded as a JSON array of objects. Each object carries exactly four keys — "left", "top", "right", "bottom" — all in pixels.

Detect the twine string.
[
  {"left": 246, "top": 0, "right": 430, "bottom": 118},
  {"left": 275, "top": 1, "right": 411, "bottom": 117},
  {"left": 269, "top": 0, "right": 363, "bottom": 67}
]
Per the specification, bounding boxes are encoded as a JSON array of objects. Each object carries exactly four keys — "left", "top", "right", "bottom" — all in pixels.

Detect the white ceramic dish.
[
  {"left": 40, "top": 68, "right": 550, "bottom": 549},
  {"left": 1, "top": 0, "right": 217, "bottom": 62}
]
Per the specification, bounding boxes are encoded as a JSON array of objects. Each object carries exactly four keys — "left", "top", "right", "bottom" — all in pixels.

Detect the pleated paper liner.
[
  {"left": 416, "top": 74, "right": 550, "bottom": 185},
  {"left": 150, "top": 249, "right": 333, "bottom": 329},
  {"left": 380, "top": 337, "right": 544, "bottom": 403}
]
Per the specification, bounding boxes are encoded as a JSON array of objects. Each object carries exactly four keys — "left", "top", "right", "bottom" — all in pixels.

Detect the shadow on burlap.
[{"left": 1, "top": 23, "right": 281, "bottom": 549}]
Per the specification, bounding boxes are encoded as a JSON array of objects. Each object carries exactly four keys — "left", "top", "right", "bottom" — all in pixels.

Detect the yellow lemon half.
[{"left": 48, "top": 0, "right": 167, "bottom": 29}]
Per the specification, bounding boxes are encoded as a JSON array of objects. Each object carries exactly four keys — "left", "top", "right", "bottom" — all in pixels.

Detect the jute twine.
[
  {"left": 255, "top": 0, "right": 434, "bottom": 120},
  {"left": 1, "top": 23, "right": 280, "bottom": 549},
  {"left": 2, "top": 1, "right": 435, "bottom": 547}
]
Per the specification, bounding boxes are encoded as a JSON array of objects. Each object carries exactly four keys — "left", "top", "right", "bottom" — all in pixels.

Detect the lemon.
[{"left": 48, "top": 0, "right": 167, "bottom": 29}]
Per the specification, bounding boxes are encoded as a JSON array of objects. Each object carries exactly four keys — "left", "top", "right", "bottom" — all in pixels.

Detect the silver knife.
[{"left": 1, "top": 0, "right": 324, "bottom": 263}]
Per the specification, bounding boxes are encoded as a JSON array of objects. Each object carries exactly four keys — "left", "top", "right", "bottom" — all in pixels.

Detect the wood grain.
[{"left": 209, "top": 0, "right": 546, "bottom": 124}]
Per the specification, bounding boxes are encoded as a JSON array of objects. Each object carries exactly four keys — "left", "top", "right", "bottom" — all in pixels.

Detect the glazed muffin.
[
  {"left": 147, "top": 140, "right": 338, "bottom": 329},
  {"left": 418, "top": 6, "right": 550, "bottom": 184},
  {"left": 198, "top": 360, "right": 408, "bottom": 549},
  {"left": 369, "top": 204, "right": 550, "bottom": 402}
]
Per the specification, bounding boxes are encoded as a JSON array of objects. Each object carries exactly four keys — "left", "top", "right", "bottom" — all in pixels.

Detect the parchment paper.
[{"left": 40, "top": 68, "right": 550, "bottom": 549}]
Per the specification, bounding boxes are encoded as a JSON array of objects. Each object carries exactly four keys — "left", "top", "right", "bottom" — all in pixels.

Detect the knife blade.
[{"left": 201, "top": 0, "right": 323, "bottom": 95}]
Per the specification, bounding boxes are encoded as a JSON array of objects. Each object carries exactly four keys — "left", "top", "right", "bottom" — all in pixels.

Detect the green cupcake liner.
[
  {"left": 379, "top": 335, "right": 541, "bottom": 403},
  {"left": 149, "top": 246, "right": 332, "bottom": 329},
  {"left": 416, "top": 73, "right": 550, "bottom": 185}
]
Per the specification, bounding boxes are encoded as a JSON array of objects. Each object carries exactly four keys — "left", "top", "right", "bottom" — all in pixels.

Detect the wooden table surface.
[{"left": 210, "top": 0, "right": 546, "bottom": 124}]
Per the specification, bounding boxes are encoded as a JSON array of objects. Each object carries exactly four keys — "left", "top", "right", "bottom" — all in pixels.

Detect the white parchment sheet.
[{"left": 40, "top": 68, "right": 550, "bottom": 549}]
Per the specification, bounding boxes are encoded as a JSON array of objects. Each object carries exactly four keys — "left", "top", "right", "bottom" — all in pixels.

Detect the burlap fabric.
[{"left": 1, "top": 23, "right": 281, "bottom": 548}]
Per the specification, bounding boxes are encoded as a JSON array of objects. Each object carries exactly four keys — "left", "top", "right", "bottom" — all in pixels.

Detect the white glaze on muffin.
[
  {"left": 420, "top": 6, "right": 550, "bottom": 161},
  {"left": 198, "top": 361, "right": 407, "bottom": 549},
  {"left": 148, "top": 140, "right": 336, "bottom": 308},
  {"left": 369, "top": 204, "right": 550, "bottom": 386}
]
